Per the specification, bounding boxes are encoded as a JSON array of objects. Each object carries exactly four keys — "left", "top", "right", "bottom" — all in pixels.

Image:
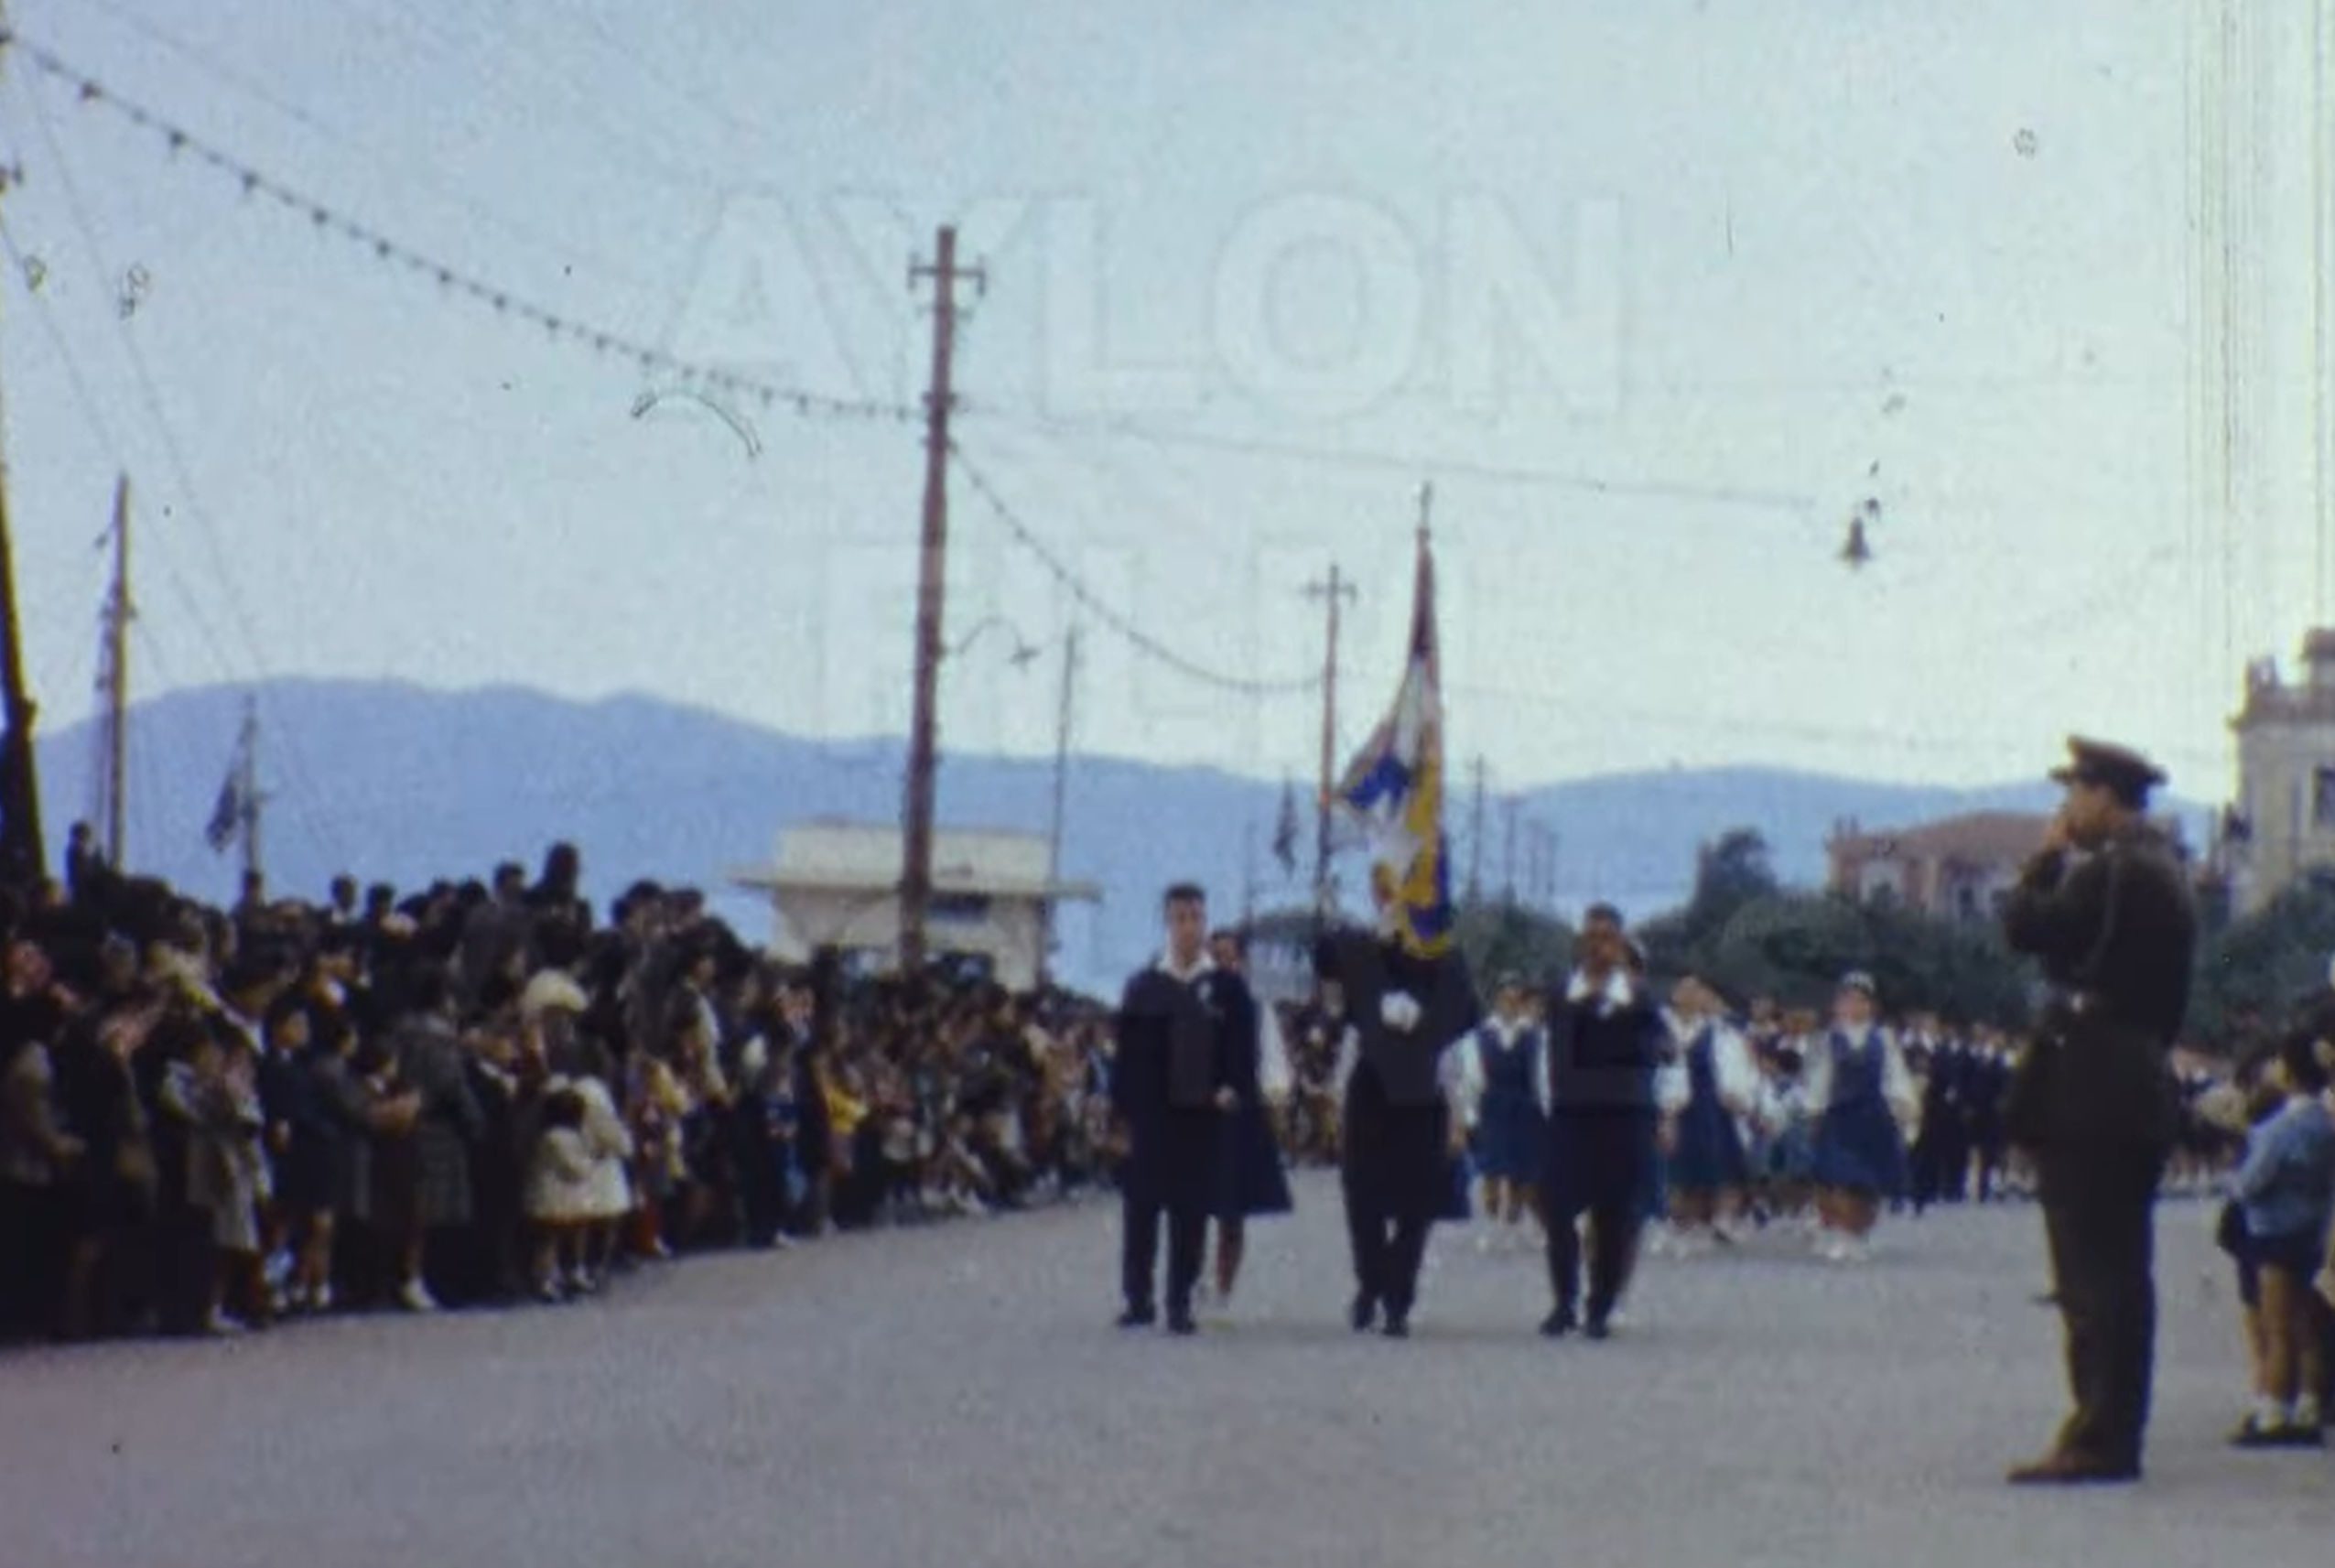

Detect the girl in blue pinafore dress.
[
  {"left": 1464, "top": 976, "right": 1548, "bottom": 1247},
  {"left": 1656, "top": 979, "right": 1757, "bottom": 1250},
  {"left": 1808, "top": 971, "right": 1916, "bottom": 1263}
]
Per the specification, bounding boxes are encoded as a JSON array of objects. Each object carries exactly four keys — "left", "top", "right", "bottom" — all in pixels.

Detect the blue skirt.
[
  {"left": 1217, "top": 1104, "right": 1293, "bottom": 1217},
  {"left": 1669, "top": 1097, "right": 1748, "bottom": 1192},
  {"left": 1472, "top": 1093, "right": 1548, "bottom": 1184},
  {"left": 1811, "top": 1099, "right": 1907, "bottom": 1197}
]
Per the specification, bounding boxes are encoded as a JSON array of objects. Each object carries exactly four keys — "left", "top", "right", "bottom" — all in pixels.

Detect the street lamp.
[
  {"left": 935, "top": 615, "right": 1078, "bottom": 989},
  {"left": 945, "top": 614, "right": 1041, "bottom": 667}
]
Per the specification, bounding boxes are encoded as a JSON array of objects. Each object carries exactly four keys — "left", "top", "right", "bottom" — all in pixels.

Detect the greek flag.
[
  {"left": 204, "top": 721, "right": 251, "bottom": 854},
  {"left": 1333, "top": 524, "right": 1452, "bottom": 957}
]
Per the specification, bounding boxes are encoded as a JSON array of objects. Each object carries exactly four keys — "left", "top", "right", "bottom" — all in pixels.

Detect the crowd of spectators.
[{"left": 0, "top": 839, "right": 1116, "bottom": 1344}]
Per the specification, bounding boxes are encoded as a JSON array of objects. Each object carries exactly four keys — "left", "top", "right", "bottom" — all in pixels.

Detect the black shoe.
[
  {"left": 1539, "top": 1307, "right": 1577, "bottom": 1338},
  {"left": 1117, "top": 1305, "right": 1156, "bottom": 1330},
  {"left": 1350, "top": 1292, "right": 1378, "bottom": 1333},
  {"left": 1380, "top": 1314, "right": 1410, "bottom": 1339},
  {"left": 1583, "top": 1315, "right": 1611, "bottom": 1341},
  {"left": 1165, "top": 1309, "right": 1197, "bottom": 1336}
]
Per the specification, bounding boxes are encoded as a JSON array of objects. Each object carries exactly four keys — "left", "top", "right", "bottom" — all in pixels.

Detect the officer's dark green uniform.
[{"left": 2000, "top": 737, "right": 2196, "bottom": 1485}]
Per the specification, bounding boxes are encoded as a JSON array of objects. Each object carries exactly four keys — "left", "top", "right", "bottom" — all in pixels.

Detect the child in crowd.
[
  {"left": 524, "top": 1085, "right": 591, "bottom": 1302},
  {"left": 572, "top": 1066, "right": 633, "bottom": 1292},
  {"left": 2226, "top": 1035, "right": 2335, "bottom": 1446}
]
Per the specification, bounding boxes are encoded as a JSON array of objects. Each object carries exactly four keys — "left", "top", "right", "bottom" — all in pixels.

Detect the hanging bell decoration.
[{"left": 1840, "top": 507, "right": 1876, "bottom": 569}]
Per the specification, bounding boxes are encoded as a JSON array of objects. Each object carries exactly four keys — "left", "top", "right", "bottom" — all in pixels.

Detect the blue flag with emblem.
[{"left": 1333, "top": 517, "right": 1452, "bottom": 957}]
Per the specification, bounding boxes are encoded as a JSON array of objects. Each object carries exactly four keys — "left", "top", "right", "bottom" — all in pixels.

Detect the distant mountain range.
[{"left": 28, "top": 680, "right": 2209, "bottom": 995}]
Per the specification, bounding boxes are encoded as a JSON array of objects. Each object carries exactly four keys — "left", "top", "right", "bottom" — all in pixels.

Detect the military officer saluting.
[{"left": 2000, "top": 737, "right": 2198, "bottom": 1486}]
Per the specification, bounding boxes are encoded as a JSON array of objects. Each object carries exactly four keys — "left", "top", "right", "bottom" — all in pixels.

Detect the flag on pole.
[
  {"left": 1271, "top": 778, "right": 1300, "bottom": 876},
  {"left": 204, "top": 730, "right": 247, "bottom": 854},
  {"left": 1333, "top": 519, "right": 1452, "bottom": 957}
]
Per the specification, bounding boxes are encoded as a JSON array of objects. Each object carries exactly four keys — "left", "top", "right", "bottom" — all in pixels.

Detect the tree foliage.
[
  {"left": 2189, "top": 868, "right": 2335, "bottom": 1043},
  {"left": 1452, "top": 898, "right": 1576, "bottom": 991},
  {"left": 1635, "top": 826, "right": 2034, "bottom": 1025}
]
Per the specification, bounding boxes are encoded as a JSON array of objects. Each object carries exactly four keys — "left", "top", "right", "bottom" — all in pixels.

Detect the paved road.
[{"left": 3, "top": 1175, "right": 2329, "bottom": 1568}]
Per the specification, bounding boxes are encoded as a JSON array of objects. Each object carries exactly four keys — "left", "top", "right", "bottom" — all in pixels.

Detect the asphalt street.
[{"left": 3, "top": 1174, "right": 2330, "bottom": 1568}]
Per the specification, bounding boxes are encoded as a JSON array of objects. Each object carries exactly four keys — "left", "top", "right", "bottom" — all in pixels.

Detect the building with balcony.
[
  {"left": 1824, "top": 811, "right": 2053, "bottom": 922},
  {"left": 2228, "top": 629, "right": 2335, "bottom": 914}
]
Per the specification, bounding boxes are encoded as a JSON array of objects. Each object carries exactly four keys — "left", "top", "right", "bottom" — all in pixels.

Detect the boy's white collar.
[
  {"left": 1566, "top": 968, "right": 1633, "bottom": 1007},
  {"left": 1155, "top": 949, "right": 1216, "bottom": 984}
]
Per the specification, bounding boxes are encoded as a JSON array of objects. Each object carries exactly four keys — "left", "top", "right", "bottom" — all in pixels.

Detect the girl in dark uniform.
[
  {"left": 1458, "top": 974, "right": 1545, "bottom": 1251},
  {"left": 1656, "top": 977, "right": 1756, "bottom": 1253},
  {"left": 1808, "top": 972, "right": 1916, "bottom": 1263},
  {"left": 1209, "top": 983, "right": 1292, "bottom": 1306}
]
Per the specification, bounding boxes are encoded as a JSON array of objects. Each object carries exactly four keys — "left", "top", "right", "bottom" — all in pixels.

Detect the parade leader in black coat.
[
  {"left": 1112, "top": 883, "right": 1252, "bottom": 1336},
  {"left": 2000, "top": 737, "right": 2197, "bottom": 1486},
  {"left": 1538, "top": 903, "right": 1661, "bottom": 1339},
  {"left": 1314, "top": 895, "right": 1480, "bottom": 1338}
]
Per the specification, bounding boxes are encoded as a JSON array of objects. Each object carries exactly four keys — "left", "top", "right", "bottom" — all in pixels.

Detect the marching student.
[
  {"left": 1111, "top": 885, "right": 1248, "bottom": 1336},
  {"left": 1316, "top": 871, "right": 1481, "bottom": 1339},
  {"left": 1537, "top": 905, "right": 1660, "bottom": 1339},
  {"left": 1655, "top": 975, "right": 1757, "bottom": 1254},
  {"left": 1806, "top": 972, "right": 1916, "bottom": 1263},
  {"left": 1202, "top": 928, "right": 1292, "bottom": 1310},
  {"left": 1454, "top": 973, "right": 1547, "bottom": 1252}
]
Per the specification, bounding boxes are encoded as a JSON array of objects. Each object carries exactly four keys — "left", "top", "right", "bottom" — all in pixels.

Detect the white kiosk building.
[{"left": 732, "top": 819, "right": 1099, "bottom": 989}]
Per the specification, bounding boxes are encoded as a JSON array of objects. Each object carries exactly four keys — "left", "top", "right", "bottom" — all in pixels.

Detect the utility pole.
[
  {"left": 898, "top": 225, "right": 983, "bottom": 979},
  {"left": 1465, "top": 754, "right": 1487, "bottom": 905},
  {"left": 99, "top": 474, "right": 131, "bottom": 871},
  {"left": 1303, "top": 564, "right": 1357, "bottom": 924},
  {"left": 0, "top": 160, "right": 45, "bottom": 893},
  {"left": 1242, "top": 819, "right": 1258, "bottom": 928},
  {"left": 1503, "top": 795, "right": 1519, "bottom": 906},
  {"left": 1040, "top": 625, "right": 1078, "bottom": 989},
  {"left": 236, "top": 697, "right": 262, "bottom": 887}
]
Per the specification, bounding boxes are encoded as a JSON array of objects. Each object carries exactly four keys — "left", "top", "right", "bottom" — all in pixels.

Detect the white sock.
[
  {"left": 2296, "top": 1395, "right": 2322, "bottom": 1428},
  {"left": 2254, "top": 1394, "right": 2290, "bottom": 1429}
]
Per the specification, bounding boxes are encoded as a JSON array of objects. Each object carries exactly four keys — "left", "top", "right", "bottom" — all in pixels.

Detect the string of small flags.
[{"left": 3, "top": 32, "right": 919, "bottom": 427}]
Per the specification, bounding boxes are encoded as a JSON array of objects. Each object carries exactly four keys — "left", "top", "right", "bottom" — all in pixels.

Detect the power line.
[
  {"left": 963, "top": 405, "right": 1819, "bottom": 513},
  {"left": 69, "top": 0, "right": 670, "bottom": 294},
  {"left": 346, "top": 0, "right": 733, "bottom": 196},
  {"left": 0, "top": 210, "right": 254, "bottom": 703},
  {"left": 3, "top": 32, "right": 920, "bottom": 427},
  {"left": 18, "top": 69, "right": 351, "bottom": 872},
  {"left": 946, "top": 439, "right": 1322, "bottom": 697}
]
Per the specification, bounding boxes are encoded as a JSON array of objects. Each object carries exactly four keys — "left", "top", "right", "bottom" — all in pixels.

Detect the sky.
[{"left": 2, "top": 0, "right": 2329, "bottom": 827}]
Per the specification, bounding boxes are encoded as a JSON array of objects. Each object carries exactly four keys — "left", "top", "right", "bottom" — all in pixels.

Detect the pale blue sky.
[{"left": 1, "top": 0, "right": 2318, "bottom": 817}]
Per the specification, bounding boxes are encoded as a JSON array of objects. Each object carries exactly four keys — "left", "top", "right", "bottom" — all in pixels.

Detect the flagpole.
[
  {"left": 1243, "top": 819, "right": 1257, "bottom": 927},
  {"left": 238, "top": 697, "right": 261, "bottom": 888}
]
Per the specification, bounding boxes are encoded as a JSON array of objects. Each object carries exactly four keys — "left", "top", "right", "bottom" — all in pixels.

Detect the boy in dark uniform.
[
  {"left": 1111, "top": 884, "right": 1246, "bottom": 1336},
  {"left": 1315, "top": 878, "right": 1479, "bottom": 1339},
  {"left": 1538, "top": 903, "right": 1662, "bottom": 1339}
]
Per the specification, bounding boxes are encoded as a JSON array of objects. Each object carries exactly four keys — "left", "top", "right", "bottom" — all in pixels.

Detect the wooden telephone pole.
[
  {"left": 1303, "top": 564, "right": 1356, "bottom": 922},
  {"left": 1466, "top": 754, "right": 1487, "bottom": 905},
  {"left": 1502, "top": 795, "right": 1519, "bottom": 906},
  {"left": 0, "top": 161, "right": 43, "bottom": 892},
  {"left": 1040, "top": 625, "right": 1078, "bottom": 988},
  {"left": 898, "top": 225, "right": 984, "bottom": 979},
  {"left": 98, "top": 474, "right": 131, "bottom": 870}
]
